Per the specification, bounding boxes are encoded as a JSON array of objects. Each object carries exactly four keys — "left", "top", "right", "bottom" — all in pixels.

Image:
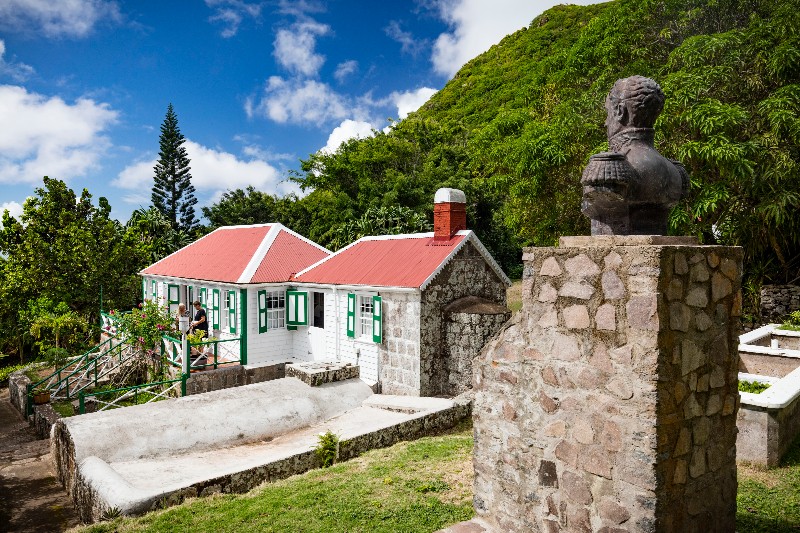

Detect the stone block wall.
[
  {"left": 380, "top": 292, "right": 422, "bottom": 395},
  {"left": 445, "top": 299, "right": 510, "bottom": 396},
  {"left": 473, "top": 240, "right": 742, "bottom": 532},
  {"left": 421, "top": 242, "right": 508, "bottom": 396},
  {"left": 761, "top": 284, "right": 800, "bottom": 323}
]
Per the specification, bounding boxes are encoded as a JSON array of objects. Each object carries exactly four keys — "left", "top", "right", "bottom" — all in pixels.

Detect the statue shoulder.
[{"left": 668, "top": 159, "right": 690, "bottom": 198}]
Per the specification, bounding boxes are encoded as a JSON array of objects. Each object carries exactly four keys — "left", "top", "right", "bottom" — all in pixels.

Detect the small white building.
[{"left": 140, "top": 189, "right": 511, "bottom": 396}]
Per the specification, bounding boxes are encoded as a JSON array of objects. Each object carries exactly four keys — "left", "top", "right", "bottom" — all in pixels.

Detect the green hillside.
[{"left": 284, "top": 0, "right": 798, "bottom": 308}]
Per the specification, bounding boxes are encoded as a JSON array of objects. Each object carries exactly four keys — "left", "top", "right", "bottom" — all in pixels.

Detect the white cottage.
[
  {"left": 139, "top": 189, "right": 511, "bottom": 396},
  {"left": 139, "top": 223, "right": 331, "bottom": 366}
]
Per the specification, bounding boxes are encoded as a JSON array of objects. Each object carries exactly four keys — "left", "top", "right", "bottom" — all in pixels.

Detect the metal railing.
[
  {"left": 162, "top": 335, "right": 242, "bottom": 371},
  {"left": 78, "top": 376, "right": 185, "bottom": 414},
  {"left": 26, "top": 337, "right": 131, "bottom": 415}
]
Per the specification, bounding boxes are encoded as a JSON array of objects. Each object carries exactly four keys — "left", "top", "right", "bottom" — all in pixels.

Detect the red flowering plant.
[{"left": 116, "top": 300, "right": 176, "bottom": 354}]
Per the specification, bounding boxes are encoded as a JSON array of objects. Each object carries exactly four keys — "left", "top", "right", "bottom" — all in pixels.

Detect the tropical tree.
[
  {"left": 125, "top": 206, "right": 193, "bottom": 264},
  {"left": 152, "top": 103, "right": 198, "bottom": 232},
  {"left": 0, "top": 177, "right": 141, "bottom": 358}
]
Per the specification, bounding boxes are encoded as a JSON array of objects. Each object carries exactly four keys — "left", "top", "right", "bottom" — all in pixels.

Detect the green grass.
[
  {"left": 738, "top": 435, "right": 800, "bottom": 531},
  {"left": 72, "top": 423, "right": 475, "bottom": 533},
  {"left": 51, "top": 400, "right": 76, "bottom": 418},
  {"left": 739, "top": 380, "right": 771, "bottom": 394},
  {"left": 68, "top": 419, "right": 800, "bottom": 532}
]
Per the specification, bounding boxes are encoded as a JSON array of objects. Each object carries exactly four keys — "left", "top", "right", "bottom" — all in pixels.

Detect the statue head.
[{"left": 604, "top": 75, "right": 665, "bottom": 138}]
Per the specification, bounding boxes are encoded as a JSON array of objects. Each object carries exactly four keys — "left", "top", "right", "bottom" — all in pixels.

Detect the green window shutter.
[
  {"left": 142, "top": 279, "right": 146, "bottom": 301},
  {"left": 212, "top": 289, "right": 220, "bottom": 329},
  {"left": 167, "top": 284, "right": 179, "bottom": 315},
  {"left": 257, "top": 290, "right": 268, "bottom": 333},
  {"left": 199, "top": 287, "right": 207, "bottom": 307},
  {"left": 346, "top": 293, "right": 355, "bottom": 338},
  {"left": 228, "top": 291, "right": 237, "bottom": 333},
  {"left": 372, "top": 295, "right": 382, "bottom": 343},
  {"left": 151, "top": 280, "right": 157, "bottom": 299},
  {"left": 286, "top": 291, "right": 308, "bottom": 326},
  {"left": 188, "top": 286, "right": 193, "bottom": 305}
]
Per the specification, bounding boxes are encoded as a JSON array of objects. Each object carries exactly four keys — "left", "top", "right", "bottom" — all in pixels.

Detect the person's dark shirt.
[{"left": 194, "top": 308, "right": 208, "bottom": 332}]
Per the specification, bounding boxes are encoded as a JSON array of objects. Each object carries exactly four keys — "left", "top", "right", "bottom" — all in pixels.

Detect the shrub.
[{"left": 315, "top": 430, "right": 339, "bottom": 467}]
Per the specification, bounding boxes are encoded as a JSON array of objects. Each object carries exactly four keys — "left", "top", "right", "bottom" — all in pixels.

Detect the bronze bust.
[{"left": 581, "top": 76, "right": 689, "bottom": 235}]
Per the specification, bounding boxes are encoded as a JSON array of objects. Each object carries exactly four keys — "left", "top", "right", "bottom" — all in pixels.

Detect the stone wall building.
[
  {"left": 295, "top": 188, "right": 511, "bottom": 396},
  {"left": 472, "top": 237, "right": 742, "bottom": 532}
]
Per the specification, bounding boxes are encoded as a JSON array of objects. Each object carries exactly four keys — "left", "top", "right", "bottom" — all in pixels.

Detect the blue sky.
[{"left": 0, "top": 0, "right": 597, "bottom": 223}]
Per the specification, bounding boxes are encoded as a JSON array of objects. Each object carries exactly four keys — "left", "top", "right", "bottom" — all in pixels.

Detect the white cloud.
[
  {"left": 250, "top": 76, "right": 352, "bottom": 125},
  {"left": 205, "top": 0, "right": 261, "bottom": 38},
  {"left": 390, "top": 87, "right": 438, "bottom": 119},
  {"left": 431, "top": 0, "right": 597, "bottom": 77},
  {"left": 385, "top": 20, "right": 424, "bottom": 56},
  {"left": 113, "top": 140, "right": 291, "bottom": 202},
  {"left": 1, "top": 200, "right": 24, "bottom": 221},
  {"left": 321, "top": 119, "right": 374, "bottom": 154},
  {"left": 0, "top": 0, "right": 121, "bottom": 38},
  {"left": 273, "top": 21, "right": 330, "bottom": 76},
  {"left": 334, "top": 60, "right": 358, "bottom": 83},
  {"left": 0, "top": 40, "right": 34, "bottom": 82},
  {"left": 0, "top": 85, "right": 117, "bottom": 184}
]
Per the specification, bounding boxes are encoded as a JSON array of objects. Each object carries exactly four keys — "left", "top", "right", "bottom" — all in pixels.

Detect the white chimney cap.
[{"left": 434, "top": 188, "right": 466, "bottom": 204}]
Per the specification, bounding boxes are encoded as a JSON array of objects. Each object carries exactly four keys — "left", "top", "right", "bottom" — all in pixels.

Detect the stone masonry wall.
[
  {"left": 380, "top": 292, "right": 422, "bottom": 395},
  {"left": 421, "top": 242, "right": 508, "bottom": 396},
  {"left": 761, "top": 284, "right": 800, "bottom": 323},
  {"left": 445, "top": 310, "right": 510, "bottom": 396},
  {"left": 473, "top": 241, "right": 742, "bottom": 532}
]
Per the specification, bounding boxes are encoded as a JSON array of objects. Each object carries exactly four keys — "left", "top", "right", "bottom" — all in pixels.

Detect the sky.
[{"left": 0, "top": 0, "right": 598, "bottom": 223}]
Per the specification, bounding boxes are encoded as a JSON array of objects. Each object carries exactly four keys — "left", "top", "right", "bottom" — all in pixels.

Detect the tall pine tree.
[{"left": 151, "top": 104, "right": 198, "bottom": 232}]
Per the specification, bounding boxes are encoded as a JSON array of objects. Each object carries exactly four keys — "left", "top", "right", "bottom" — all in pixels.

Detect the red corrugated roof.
[
  {"left": 251, "top": 230, "right": 331, "bottom": 283},
  {"left": 142, "top": 226, "right": 271, "bottom": 282},
  {"left": 295, "top": 233, "right": 466, "bottom": 288},
  {"left": 141, "top": 225, "right": 330, "bottom": 284}
]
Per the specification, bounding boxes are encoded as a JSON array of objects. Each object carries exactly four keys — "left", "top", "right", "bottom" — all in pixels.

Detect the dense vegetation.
[
  {"left": 0, "top": 0, "right": 797, "bottom": 362},
  {"left": 290, "top": 0, "right": 799, "bottom": 298}
]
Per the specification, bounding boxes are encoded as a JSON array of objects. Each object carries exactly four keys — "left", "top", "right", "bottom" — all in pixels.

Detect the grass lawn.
[
  {"left": 72, "top": 422, "right": 475, "bottom": 533},
  {"left": 738, "top": 437, "right": 800, "bottom": 531}
]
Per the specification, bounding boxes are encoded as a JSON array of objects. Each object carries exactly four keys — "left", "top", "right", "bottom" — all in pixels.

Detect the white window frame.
[
  {"left": 357, "top": 294, "right": 374, "bottom": 340},
  {"left": 266, "top": 290, "right": 286, "bottom": 330}
]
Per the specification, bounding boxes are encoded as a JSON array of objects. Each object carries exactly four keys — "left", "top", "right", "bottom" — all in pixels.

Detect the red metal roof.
[
  {"left": 295, "top": 233, "right": 467, "bottom": 288},
  {"left": 251, "top": 229, "right": 331, "bottom": 283},
  {"left": 141, "top": 225, "right": 330, "bottom": 284}
]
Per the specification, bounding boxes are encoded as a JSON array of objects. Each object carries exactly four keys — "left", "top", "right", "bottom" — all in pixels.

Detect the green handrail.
[{"left": 78, "top": 376, "right": 185, "bottom": 414}]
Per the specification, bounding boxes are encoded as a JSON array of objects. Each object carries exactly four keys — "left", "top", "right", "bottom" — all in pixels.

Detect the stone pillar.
[{"left": 472, "top": 236, "right": 742, "bottom": 532}]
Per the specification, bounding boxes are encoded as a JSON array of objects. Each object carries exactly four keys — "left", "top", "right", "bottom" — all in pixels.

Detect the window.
[
  {"left": 359, "top": 296, "right": 373, "bottom": 338},
  {"left": 347, "top": 293, "right": 382, "bottom": 343},
  {"left": 312, "top": 292, "right": 325, "bottom": 328},
  {"left": 267, "top": 291, "right": 285, "bottom": 329}
]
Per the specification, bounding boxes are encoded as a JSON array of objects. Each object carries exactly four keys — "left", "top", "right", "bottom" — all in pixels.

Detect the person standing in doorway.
[{"left": 189, "top": 300, "right": 208, "bottom": 338}]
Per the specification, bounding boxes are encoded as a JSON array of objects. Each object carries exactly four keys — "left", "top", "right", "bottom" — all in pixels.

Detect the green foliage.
[
  {"left": 25, "top": 297, "right": 90, "bottom": 355},
  {"left": 330, "top": 205, "right": 432, "bottom": 250},
  {"left": 0, "top": 177, "right": 142, "bottom": 360},
  {"left": 266, "top": 0, "right": 799, "bottom": 293},
  {"left": 152, "top": 103, "right": 198, "bottom": 232},
  {"left": 315, "top": 430, "right": 340, "bottom": 467},
  {"left": 739, "top": 380, "right": 771, "bottom": 394},
  {"left": 125, "top": 206, "right": 193, "bottom": 264},
  {"left": 114, "top": 301, "right": 174, "bottom": 353},
  {"left": 0, "top": 362, "right": 27, "bottom": 383},
  {"left": 778, "top": 310, "right": 800, "bottom": 330}
]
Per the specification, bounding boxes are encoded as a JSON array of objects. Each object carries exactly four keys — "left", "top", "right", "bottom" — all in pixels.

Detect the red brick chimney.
[{"left": 433, "top": 188, "right": 467, "bottom": 241}]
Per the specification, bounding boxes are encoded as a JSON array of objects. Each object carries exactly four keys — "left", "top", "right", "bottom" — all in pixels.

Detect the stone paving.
[{"left": 0, "top": 387, "right": 79, "bottom": 532}]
